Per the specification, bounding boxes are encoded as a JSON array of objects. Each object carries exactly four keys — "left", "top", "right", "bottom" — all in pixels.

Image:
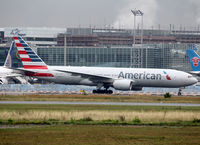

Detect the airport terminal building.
[{"left": 0, "top": 27, "right": 200, "bottom": 72}]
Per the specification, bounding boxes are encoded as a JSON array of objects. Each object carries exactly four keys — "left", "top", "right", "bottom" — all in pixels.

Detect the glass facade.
[
  {"left": 37, "top": 43, "right": 196, "bottom": 71},
  {"left": 0, "top": 31, "right": 4, "bottom": 43},
  {"left": 38, "top": 47, "right": 131, "bottom": 67},
  {"left": 141, "top": 43, "right": 191, "bottom": 71},
  {"left": 0, "top": 46, "right": 8, "bottom": 66}
]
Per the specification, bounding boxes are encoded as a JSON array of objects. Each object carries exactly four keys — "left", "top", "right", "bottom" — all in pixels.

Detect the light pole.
[
  {"left": 131, "top": 9, "right": 144, "bottom": 68},
  {"left": 64, "top": 28, "right": 67, "bottom": 66}
]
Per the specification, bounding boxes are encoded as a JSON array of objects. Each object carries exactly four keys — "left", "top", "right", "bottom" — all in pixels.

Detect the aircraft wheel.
[
  {"left": 93, "top": 90, "right": 97, "bottom": 94},
  {"left": 92, "top": 89, "right": 113, "bottom": 94},
  {"left": 178, "top": 88, "right": 182, "bottom": 96},
  {"left": 108, "top": 90, "right": 113, "bottom": 94}
]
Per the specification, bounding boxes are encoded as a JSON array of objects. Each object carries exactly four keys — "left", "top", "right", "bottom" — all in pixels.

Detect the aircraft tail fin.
[
  {"left": 186, "top": 49, "right": 200, "bottom": 71},
  {"left": 13, "top": 36, "right": 48, "bottom": 70},
  {"left": 4, "top": 41, "right": 15, "bottom": 68}
]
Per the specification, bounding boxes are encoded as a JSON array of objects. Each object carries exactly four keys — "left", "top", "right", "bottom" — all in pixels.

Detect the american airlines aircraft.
[
  {"left": 13, "top": 36, "right": 197, "bottom": 94},
  {"left": 0, "top": 41, "right": 27, "bottom": 84}
]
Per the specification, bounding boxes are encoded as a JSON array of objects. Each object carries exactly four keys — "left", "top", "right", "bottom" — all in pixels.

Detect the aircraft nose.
[
  {"left": 189, "top": 76, "right": 198, "bottom": 85},
  {"left": 184, "top": 73, "right": 198, "bottom": 86},
  {"left": 192, "top": 77, "right": 198, "bottom": 84}
]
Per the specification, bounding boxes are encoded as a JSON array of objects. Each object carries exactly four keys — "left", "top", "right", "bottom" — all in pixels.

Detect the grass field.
[
  {"left": 1, "top": 125, "right": 200, "bottom": 145},
  {"left": 0, "top": 94, "right": 200, "bottom": 103},
  {"left": 1, "top": 110, "right": 200, "bottom": 123},
  {"left": 0, "top": 104, "right": 200, "bottom": 125}
]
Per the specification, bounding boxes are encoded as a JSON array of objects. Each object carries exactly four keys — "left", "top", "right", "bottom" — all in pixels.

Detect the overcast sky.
[{"left": 1, "top": 0, "right": 200, "bottom": 30}]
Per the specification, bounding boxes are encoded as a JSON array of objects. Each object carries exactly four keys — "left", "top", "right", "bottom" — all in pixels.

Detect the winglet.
[
  {"left": 4, "top": 41, "right": 15, "bottom": 68},
  {"left": 186, "top": 49, "right": 200, "bottom": 71}
]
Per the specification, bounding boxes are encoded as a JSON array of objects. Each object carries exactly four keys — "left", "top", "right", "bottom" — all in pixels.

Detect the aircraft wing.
[{"left": 55, "top": 69, "right": 113, "bottom": 83}]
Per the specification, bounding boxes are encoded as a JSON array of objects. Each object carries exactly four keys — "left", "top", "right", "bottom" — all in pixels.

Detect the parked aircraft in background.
[
  {"left": 13, "top": 36, "right": 197, "bottom": 94},
  {"left": 0, "top": 41, "right": 27, "bottom": 84},
  {"left": 186, "top": 49, "right": 200, "bottom": 76}
]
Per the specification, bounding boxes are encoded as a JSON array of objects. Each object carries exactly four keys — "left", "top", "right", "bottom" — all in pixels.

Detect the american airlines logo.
[
  {"left": 191, "top": 57, "right": 200, "bottom": 67},
  {"left": 163, "top": 71, "right": 171, "bottom": 80}
]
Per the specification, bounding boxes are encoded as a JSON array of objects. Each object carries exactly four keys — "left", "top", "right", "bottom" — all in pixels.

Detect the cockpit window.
[{"left": 188, "top": 75, "right": 193, "bottom": 78}]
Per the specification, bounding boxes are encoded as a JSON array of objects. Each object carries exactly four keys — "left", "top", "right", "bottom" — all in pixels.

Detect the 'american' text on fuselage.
[{"left": 118, "top": 72, "right": 162, "bottom": 80}]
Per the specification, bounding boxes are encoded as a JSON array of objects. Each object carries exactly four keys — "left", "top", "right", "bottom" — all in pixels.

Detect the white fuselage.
[{"left": 35, "top": 66, "right": 197, "bottom": 88}]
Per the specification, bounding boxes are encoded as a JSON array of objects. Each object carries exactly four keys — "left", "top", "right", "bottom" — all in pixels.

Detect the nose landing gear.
[{"left": 178, "top": 88, "right": 182, "bottom": 96}]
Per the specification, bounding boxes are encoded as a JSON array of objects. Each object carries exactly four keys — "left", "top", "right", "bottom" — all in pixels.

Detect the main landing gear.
[
  {"left": 93, "top": 83, "right": 113, "bottom": 94},
  {"left": 92, "top": 89, "right": 113, "bottom": 94}
]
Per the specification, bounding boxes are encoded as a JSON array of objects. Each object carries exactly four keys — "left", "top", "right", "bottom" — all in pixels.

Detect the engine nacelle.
[
  {"left": 0, "top": 78, "right": 8, "bottom": 84},
  {"left": 113, "top": 79, "right": 133, "bottom": 91},
  {"left": 112, "top": 79, "right": 143, "bottom": 91}
]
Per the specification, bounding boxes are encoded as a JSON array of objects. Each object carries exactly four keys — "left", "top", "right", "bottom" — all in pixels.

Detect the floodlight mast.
[
  {"left": 64, "top": 29, "right": 67, "bottom": 66},
  {"left": 131, "top": 9, "right": 144, "bottom": 68}
]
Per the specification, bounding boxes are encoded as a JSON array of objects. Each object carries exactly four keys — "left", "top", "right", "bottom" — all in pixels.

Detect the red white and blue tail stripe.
[
  {"left": 13, "top": 36, "right": 48, "bottom": 70},
  {"left": 13, "top": 36, "right": 54, "bottom": 77}
]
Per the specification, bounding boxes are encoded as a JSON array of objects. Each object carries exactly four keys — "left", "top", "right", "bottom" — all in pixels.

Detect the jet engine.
[
  {"left": 113, "top": 79, "right": 133, "bottom": 91},
  {"left": 112, "top": 79, "right": 143, "bottom": 91},
  {"left": 0, "top": 77, "right": 26, "bottom": 84},
  {"left": 0, "top": 78, "right": 8, "bottom": 84}
]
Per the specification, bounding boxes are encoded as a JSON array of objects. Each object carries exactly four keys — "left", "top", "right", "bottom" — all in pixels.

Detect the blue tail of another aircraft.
[
  {"left": 4, "top": 41, "right": 15, "bottom": 68},
  {"left": 186, "top": 49, "right": 200, "bottom": 71}
]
